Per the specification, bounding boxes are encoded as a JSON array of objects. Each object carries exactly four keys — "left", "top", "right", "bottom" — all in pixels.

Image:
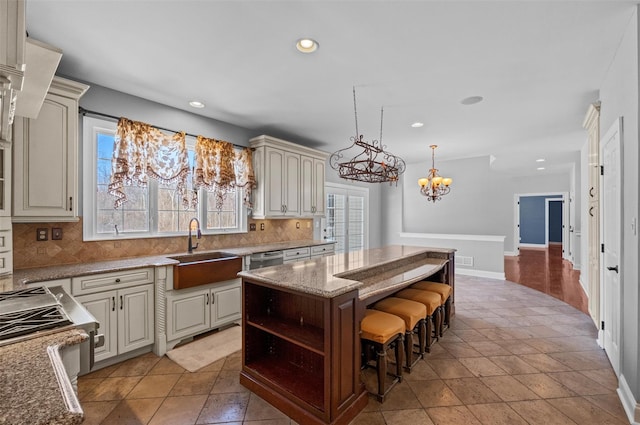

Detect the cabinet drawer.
[
  {"left": 311, "top": 244, "right": 334, "bottom": 257},
  {"left": 72, "top": 268, "right": 154, "bottom": 295},
  {"left": 283, "top": 247, "right": 310, "bottom": 262}
]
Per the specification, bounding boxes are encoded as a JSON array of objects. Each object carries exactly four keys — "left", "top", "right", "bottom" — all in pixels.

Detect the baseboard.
[
  {"left": 518, "top": 243, "right": 547, "bottom": 249},
  {"left": 618, "top": 374, "right": 640, "bottom": 424},
  {"left": 456, "top": 268, "right": 505, "bottom": 280},
  {"left": 504, "top": 251, "right": 518, "bottom": 257}
]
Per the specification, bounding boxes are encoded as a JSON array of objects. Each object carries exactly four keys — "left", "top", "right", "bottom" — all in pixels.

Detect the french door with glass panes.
[{"left": 325, "top": 184, "right": 368, "bottom": 253}]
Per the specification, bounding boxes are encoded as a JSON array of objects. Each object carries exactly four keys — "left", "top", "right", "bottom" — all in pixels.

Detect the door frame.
[
  {"left": 545, "top": 198, "right": 565, "bottom": 247},
  {"left": 514, "top": 192, "right": 569, "bottom": 259},
  {"left": 323, "top": 182, "right": 370, "bottom": 253}
]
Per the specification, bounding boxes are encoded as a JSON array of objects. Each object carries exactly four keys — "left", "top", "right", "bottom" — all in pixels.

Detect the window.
[
  {"left": 325, "top": 183, "right": 368, "bottom": 253},
  {"left": 83, "top": 117, "right": 246, "bottom": 241}
]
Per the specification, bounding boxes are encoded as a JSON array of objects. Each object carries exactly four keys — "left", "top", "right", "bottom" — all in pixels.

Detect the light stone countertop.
[
  {"left": 0, "top": 329, "right": 88, "bottom": 425},
  {"left": 238, "top": 245, "right": 454, "bottom": 298}
]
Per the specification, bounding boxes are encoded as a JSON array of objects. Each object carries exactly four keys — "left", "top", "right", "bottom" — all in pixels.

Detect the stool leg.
[
  {"left": 404, "top": 330, "right": 413, "bottom": 371},
  {"left": 417, "top": 319, "right": 426, "bottom": 356},
  {"left": 425, "top": 315, "right": 433, "bottom": 352},
  {"left": 434, "top": 307, "right": 442, "bottom": 341},
  {"left": 395, "top": 335, "right": 404, "bottom": 381},
  {"left": 377, "top": 345, "right": 386, "bottom": 401},
  {"left": 444, "top": 296, "right": 451, "bottom": 330}
]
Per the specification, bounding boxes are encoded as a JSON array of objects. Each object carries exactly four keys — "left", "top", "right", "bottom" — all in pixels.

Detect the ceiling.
[{"left": 25, "top": 0, "right": 635, "bottom": 176}]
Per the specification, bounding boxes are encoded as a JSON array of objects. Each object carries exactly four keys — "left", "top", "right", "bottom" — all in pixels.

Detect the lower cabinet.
[
  {"left": 76, "top": 284, "right": 154, "bottom": 363},
  {"left": 166, "top": 279, "right": 241, "bottom": 343}
]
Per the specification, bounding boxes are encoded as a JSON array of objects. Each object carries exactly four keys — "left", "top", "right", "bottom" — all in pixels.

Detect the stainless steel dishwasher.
[{"left": 249, "top": 250, "right": 284, "bottom": 269}]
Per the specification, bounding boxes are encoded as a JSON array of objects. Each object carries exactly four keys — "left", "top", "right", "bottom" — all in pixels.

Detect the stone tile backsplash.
[{"left": 13, "top": 218, "right": 314, "bottom": 269}]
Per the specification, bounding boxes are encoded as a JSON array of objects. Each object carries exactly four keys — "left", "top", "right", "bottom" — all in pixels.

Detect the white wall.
[{"left": 597, "top": 6, "right": 640, "bottom": 415}]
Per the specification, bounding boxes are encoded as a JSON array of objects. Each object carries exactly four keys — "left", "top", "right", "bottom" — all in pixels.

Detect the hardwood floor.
[{"left": 505, "top": 245, "right": 588, "bottom": 314}]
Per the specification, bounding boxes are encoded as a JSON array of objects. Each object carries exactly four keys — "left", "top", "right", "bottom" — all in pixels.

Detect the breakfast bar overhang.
[{"left": 238, "top": 245, "right": 455, "bottom": 425}]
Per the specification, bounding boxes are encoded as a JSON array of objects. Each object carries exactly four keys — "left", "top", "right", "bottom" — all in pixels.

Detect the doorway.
[
  {"left": 515, "top": 192, "right": 570, "bottom": 260},
  {"left": 323, "top": 183, "right": 369, "bottom": 254}
]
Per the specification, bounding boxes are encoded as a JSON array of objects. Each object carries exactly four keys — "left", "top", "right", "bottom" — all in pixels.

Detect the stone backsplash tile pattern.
[{"left": 13, "top": 218, "right": 314, "bottom": 269}]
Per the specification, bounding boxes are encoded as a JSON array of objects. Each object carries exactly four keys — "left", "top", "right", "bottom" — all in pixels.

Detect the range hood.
[{"left": 13, "top": 38, "right": 62, "bottom": 119}]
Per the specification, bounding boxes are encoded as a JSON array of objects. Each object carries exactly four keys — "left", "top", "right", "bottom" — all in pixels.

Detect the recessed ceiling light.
[
  {"left": 537, "top": 167, "right": 545, "bottom": 171},
  {"left": 461, "top": 96, "right": 484, "bottom": 105},
  {"left": 189, "top": 100, "right": 205, "bottom": 108},
  {"left": 296, "top": 38, "right": 319, "bottom": 53},
  {"left": 536, "top": 158, "right": 545, "bottom": 162},
  {"left": 411, "top": 122, "right": 424, "bottom": 128}
]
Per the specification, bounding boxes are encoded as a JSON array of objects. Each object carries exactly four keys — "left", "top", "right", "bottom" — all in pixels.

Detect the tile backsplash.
[{"left": 13, "top": 218, "right": 314, "bottom": 269}]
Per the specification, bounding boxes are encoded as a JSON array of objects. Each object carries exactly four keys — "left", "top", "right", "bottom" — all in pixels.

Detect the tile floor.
[{"left": 78, "top": 274, "right": 629, "bottom": 424}]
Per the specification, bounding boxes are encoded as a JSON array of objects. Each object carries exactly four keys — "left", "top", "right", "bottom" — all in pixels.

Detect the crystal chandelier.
[
  {"left": 329, "top": 87, "right": 406, "bottom": 184},
  {"left": 418, "top": 145, "right": 452, "bottom": 202}
]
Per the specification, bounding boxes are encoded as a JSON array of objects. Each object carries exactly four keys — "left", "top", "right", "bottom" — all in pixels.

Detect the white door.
[
  {"left": 601, "top": 118, "right": 622, "bottom": 375},
  {"left": 325, "top": 183, "right": 368, "bottom": 253}
]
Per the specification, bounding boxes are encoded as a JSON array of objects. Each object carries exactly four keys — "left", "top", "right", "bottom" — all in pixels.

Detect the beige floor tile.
[
  {"left": 426, "top": 405, "right": 483, "bottom": 425},
  {"left": 512, "top": 373, "right": 576, "bottom": 398},
  {"left": 547, "top": 371, "right": 613, "bottom": 396},
  {"left": 127, "top": 374, "right": 182, "bottom": 399},
  {"left": 480, "top": 375, "right": 540, "bottom": 402},
  {"left": 585, "top": 394, "right": 630, "bottom": 422},
  {"left": 439, "top": 342, "right": 483, "bottom": 358},
  {"left": 79, "top": 401, "right": 120, "bottom": 425},
  {"left": 82, "top": 363, "right": 121, "bottom": 379},
  {"left": 466, "top": 402, "right": 529, "bottom": 425},
  {"left": 349, "top": 411, "right": 386, "bottom": 425},
  {"left": 148, "top": 356, "right": 186, "bottom": 375},
  {"left": 458, "top": 357, "right": 508, "bottom": 377},
  {"left": 244, "top": 394, "right": 290, "bottom": 421},
  {"left": 376, "top": 380, "right": 424, "bottom": 411},
  {"left": 403, "top": 359, "right": 440, "bottom": 381},
  {"left": 523, "top": 338, "right": 566, "bottom": 353},
  {"left": 148, "top": 395, "right": 208, "bottom": 425},
  {"left": 101, "top": 398, "right": 163, "bottom": 425},
  {"left": 82, "top": 376, "right": 142, "bottom": 401},
  {"left": 382, "top": 408, "right": 435, "bottom": 425},
  {"left": 466, "top": 341, "right": 511, "bottom": 356},
  {"left": 78, "top": 377, "right": 104, "bottom": 401},
  {"left": 508, "top": 400, "right": 578, "bottom": 425},
  {"left": 169, "top": 371, "right": 218, "bottom": 396},
  {"left": 488, "top": 355, "right": 540, "bottom": 374},
  {"left": 109, "top": 355, "right": 162, "bottom": 377},
  {"left": 196, "top": 392, "right": 250, "bottom": 424},
  {"left": 210, "top": 369, "right": 250, "bottom": 394},
  {"left": 221, "top": 351, "right": 242, "bottom": 370},
  {"left": 407, "top": 379, "right": 462, "bottom": 408},
  {"left": 518, "top": 353, "right": 573, "bottom": 372},
  {"left": 196, "top": 356, "right": 226, "bottom": 373},
  {"left": 546, "top": 397, "right": 628, "bottom": 425},
  {"left": 579, "top": 369, "right": 620, "bottom": 391},
  {"left": 425, "top": 358, "right": 474, "bottom": 379},
  {"left": 444, "top": 377, "right": 502, "bottom": 405},
  {"left": 243, "top": 420, "right": 290, "bottom": 425},
  {"left": 493, "top": 340, "right": 541, "bottom": 355}
]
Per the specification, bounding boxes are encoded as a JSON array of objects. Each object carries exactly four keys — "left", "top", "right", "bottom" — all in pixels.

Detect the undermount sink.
[{"left": 169, "top": 251, "right": 242, "bottom": 290}]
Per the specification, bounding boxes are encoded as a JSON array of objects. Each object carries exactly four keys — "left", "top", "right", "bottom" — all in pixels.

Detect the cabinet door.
[
  {"left": 77, "top": 291, "right": 118, "bottom": 362},
  {"left": 211, "top": 282, "right": 242, "bottom": 327},
  {"left": 301, "top": 155, "right": 314, "bottom": 216},
  {"left": 0, "top": 145, "right": 10, "bottom": 216},
  {"left": 265, "top": 147, "right": 286, "bottom": 216},
  {"left": 313, "top": 158, "right": 325, "bottom": 215},
  {"left": 283, "top": 151, "right": 300, "bottom": 215},
  {"left": 166, "top": 287, "right": 210, "bottom": 342},
  {"left": 13, "top": 92, "right": 76, "bottom": 219},
  {"left": 118, "top": 284, "right": 154, "bottom": 354}
]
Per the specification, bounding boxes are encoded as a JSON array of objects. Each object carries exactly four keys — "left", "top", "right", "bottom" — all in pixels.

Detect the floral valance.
[
  {"left": 235, "top": 147, "right": 257, "bottom": 209},
  {"left": 108, "top": 118, "right": 189, "bottom": 209}
]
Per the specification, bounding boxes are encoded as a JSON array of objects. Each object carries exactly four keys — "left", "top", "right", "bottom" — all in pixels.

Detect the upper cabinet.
[
  {"left": 13, "top": 76, "right": 89, "bottom": 222},
  {"left": 250, "top": 135, "right": 327, "bottom": 219},
  {"left": 0, "top": 0, "right": 26, "bottom": 142}
]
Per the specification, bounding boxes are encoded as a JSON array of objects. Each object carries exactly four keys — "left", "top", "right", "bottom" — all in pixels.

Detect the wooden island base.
[{"left": 239, "top": 246, "right": 455, "bottom": 424}]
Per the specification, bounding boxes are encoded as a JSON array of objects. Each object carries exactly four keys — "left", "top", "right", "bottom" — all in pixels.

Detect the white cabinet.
[
  {"left": 301, "top": 155, "right": 326, "bottom": 216},
  {"left": 0, "top": 0, "right": 25, "bottom": 142},
  {"left": 283, "top": 246, "right": 310, "bottom": 263},
  {"left": 250, "top": 135, "right": 327, "bottom": 219},
  {"left": 72, "top": 268, "right": 155, "bottom": 363},
  {"left": 77, "top": 284, "right": 154, "bottom": 363},
  {"left": 310, "top": 243, "right": 335, "bottom": 258},
  {"left": 12, "top": 76, "right": 88, "bottom": 222},
  {"left": 166, "top": 279, "right": 241, "bottom": 345}
]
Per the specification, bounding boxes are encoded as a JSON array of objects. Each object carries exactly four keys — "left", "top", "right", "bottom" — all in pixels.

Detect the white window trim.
[{"left": 82, "top": 116, "right": 247, "bottom": 241}]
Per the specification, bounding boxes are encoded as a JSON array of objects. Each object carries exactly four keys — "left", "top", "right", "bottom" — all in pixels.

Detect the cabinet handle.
[
  {"left": 589, "top": 187, "right": 594, "bottom": 197},
  {"left": 111, "top": 296, "right": 115, "bottom": 312},
  {"left": 281, "top": 205, "right": 285, "bottom": 213},
  {"left": 69, "top": 197, "right": 73, "bottom": 211},
  {"left": 119, "top": 295, "right": 123, "bottom": 310},
  {"left": 589, "top": 206, "right": 594, "bottom": 217},
  {"left": 284, "top": 205, "right": 288, "bottom": 213},
  {"left": 206, "top": 293, "right": 209, "bottom": 305},
  {"left": 115, "top": 278, "right": 121, "bottom": 283}
]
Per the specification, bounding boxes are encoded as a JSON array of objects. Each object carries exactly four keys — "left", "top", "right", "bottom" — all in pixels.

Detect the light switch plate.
[{"left": 52, "top": 228, "right": 63, "bottom": 240}]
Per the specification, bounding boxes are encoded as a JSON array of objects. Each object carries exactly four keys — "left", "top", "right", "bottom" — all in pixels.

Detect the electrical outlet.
[
  {"left": 36, "top": 228, "right": 48, "bottom": 241},
  {"left": 260, "top": 223, "right": 265, "bottom": 231},
  {"left": 296, "top": 222, "right": 300, "bottom": 229},
  {"left": 52, "top": 228, "right": 63, "bottom": 240},
  {"left": 249, "top": 223, "right": 256, "bottom": 231}
]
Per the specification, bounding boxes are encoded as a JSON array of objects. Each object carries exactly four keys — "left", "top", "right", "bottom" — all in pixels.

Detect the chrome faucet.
[{"left": 187, "top": 217, "right": 201, "bottom": 253}]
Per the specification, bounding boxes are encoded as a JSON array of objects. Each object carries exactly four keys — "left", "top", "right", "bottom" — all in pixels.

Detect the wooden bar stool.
[
  {"left": 360, "top": 309, "right": 405, "bottom": 402},
  {"left": 411, "top": 281, "right": 452, "bottom": 336},
  {"left": 395, "top": 288, "right": 441, "bottom": 352},
  {"left": 373, "top": 297, "right": 427, "bottom": 372}
]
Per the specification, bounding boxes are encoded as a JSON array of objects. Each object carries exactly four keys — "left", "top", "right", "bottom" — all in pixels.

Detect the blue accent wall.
[
  {"left": 519, "top": 195, "right": 562, "bottom": 245},
  {"left": 548, "top": 200, "right": 563, "bottom": 243}
]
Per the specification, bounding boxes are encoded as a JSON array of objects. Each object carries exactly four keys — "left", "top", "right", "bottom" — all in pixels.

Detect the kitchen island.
[{"left": 238, "top": 245, "right": 455, "bottom": 425}]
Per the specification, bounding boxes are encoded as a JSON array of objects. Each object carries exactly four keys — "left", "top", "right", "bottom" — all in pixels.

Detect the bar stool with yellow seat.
[
  {"left": 411, "top": 281, "right": 452, "bottom": 337},
  {"left": 373, "top": 297, "right": 427, "bottom": 372},
  {"left": 360, "top": 309, "right": 405, "bottom": 402},
  {"left": 394, "top": 288, "right": 441, "bottom": 352}
]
